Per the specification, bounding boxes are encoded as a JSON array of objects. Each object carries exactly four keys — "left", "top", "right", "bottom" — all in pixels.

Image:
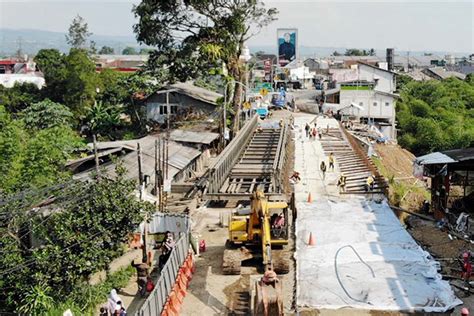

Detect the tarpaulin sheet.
[{"left": 295, "top": 197, "right": 462, "bottom": 313}]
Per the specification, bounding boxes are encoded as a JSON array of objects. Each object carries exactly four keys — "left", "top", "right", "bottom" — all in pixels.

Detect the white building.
[
  {"left": 283, "top": 60, "right": 314, "bottom": 89},
  {"left": 338, "top": 63, "right": 398, "bottom": 139}
]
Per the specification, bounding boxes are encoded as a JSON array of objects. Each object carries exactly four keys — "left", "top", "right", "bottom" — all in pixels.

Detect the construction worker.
[
  {"left": 337, "top": 173, "right": 347, "bottom": 193},
  {"left": 305, "top": 123, "right": 310, "bottom": 138},
  {"left": 320, "top": 161, "right": 327, "bottom": 180},
  {"left": 328, "top": 153, "right": 335, "bottom": 171},
  {"left": 365, "top": 174, "right": 375, "bottom": 192},
  {"left": 462, "top": 252, "right": 472, "bottom": 282}
]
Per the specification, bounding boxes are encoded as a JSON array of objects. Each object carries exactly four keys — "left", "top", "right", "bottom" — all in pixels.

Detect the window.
[
  {"left": 159, "top": 105, "right": 167, "bottom": 115},
  {"left": 159, "top": 105, "right": 178, "bottom": 115},
  {"left": 373, "top": 102, "right": 378, "bottom": 107},
  {"left": 385, "top": 102, "right": 390, "bottom": 107}
]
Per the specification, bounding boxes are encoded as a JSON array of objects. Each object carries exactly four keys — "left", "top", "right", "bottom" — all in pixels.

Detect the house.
[
  {"left": 93, "top": 54, "right": 148, "bottom": 72},
  {"left": 146, "top": 82, "right": 222, "bottom": 124},
  {"left": 303, "top": 58, "right": 329, "bottom": 74},
  {"left": 0, "top": 57, "right": 45, "bottom": 88},
  {"left": 414, "top": 147, "right": 474, "bottom": 220},
  {"left": 283, "top": 59, "right": 314, "bottom": 89},
  {"left": 70, "top": 133, "right": 215, "bottom": 190},
  {"left": 422, "top": 67, "right": 467, "bottom": 81},
  {"left": 337, "top": 62, "right": 398, "bottom": 139}
]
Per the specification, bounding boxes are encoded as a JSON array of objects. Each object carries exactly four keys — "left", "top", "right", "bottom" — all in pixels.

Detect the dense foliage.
[
  {"left": 0, "top": 105, "right": 82, "bottom": 193},
  {"left": 0, "top": 171, "right": 154, "bottom": 314},
  {"left": 396, "top": 77, "right": 474, "bottom": 155}
]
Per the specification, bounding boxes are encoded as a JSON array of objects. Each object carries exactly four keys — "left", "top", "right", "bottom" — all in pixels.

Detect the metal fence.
[
  {"left": 134, "top": 233, "right": 190, "bottom": 316},
  {"left": 206, "top": 114, "right": 259, "bottom": 194}
]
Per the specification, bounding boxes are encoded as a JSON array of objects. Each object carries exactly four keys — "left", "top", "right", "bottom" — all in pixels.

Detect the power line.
[{"left": 0, "top": 225, "right": 115, "bottom": 278}]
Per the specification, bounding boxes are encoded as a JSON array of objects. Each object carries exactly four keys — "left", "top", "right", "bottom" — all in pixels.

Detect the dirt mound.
[{"left": 375, "top": 143, "right": 416, "bottom": 180}]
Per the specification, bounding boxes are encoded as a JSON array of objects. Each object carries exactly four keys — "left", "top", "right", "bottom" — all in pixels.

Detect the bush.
[{"left": 396, "top": 77, "right": 474, "bottom": 155}]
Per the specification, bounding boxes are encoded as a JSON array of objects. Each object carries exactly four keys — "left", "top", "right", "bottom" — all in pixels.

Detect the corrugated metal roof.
[
  {"left": 166, "top": 82, "right": 222, "bottom": 105},
  {"left": 169, "top": 130, "right": 219, "bottom": 145},
  {"left": 442, "top": 147, "right": 474, "bottom": 162},
  {"left": 415, "top": 148, "right": 474, "bottom": 165},
  {"left": 76, "top": 134, "right": 201, "bottom": 183},
  {"left": 415, "top": 152, "right": 456, "bottom": 165}
]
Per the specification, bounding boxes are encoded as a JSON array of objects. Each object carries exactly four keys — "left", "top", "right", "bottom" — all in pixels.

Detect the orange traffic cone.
[
  {"left": 307, "top": 192, "right": 312, "bottom": 203},
  {"left": 308, "top": 232, "right": 316, "bottom": 246}
]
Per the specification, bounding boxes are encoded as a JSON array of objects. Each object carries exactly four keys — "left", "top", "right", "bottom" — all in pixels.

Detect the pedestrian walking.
[
  {"left": 326, "top": 124, "right": 329, "bottom": 134},
  {"left": 328, "top": 153, "right": 335, "bottom": 171},
  {"left": 305, "top": 123, "right": 310, "bottom": 138},
  {"left": 320, "top": 161, "right": 327, "bottom": 180},
  {"left": 312, "top": 127, "right": 317, "bottom": 139},
  {"left": 318, "top": 127, "right": 322, "bottom": 140}
]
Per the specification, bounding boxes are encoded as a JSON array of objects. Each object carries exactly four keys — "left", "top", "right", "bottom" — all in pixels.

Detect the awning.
[{"left": 414, "top": 152, "right": 456, "bottom": 165}]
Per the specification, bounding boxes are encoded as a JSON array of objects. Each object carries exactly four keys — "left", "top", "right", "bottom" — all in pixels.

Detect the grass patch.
[{"left": 372, "top": 156, "right": 429, "bottom": 211}]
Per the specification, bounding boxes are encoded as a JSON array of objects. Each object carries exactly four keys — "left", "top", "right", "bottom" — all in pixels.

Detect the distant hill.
[
  {"left": 1, "top": 28, "right": 469, "bottom": 59},
  {"left": 0, "top": 28, "right": 141, "bottom": 56}
]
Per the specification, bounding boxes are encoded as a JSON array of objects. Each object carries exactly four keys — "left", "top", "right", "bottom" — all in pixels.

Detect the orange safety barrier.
[
  {"left": 174, "top": 282, "right": 186, "bottom": 302},
  {"left": 161, "top": 299, "right": 177, "bottom": 316},
  {"left": 177, "top": 269, "right": 188, "bottom": 291},
  {"left": 168, "top": 290, "right": 181, "bottom": 315},
  {"left": 183, "top": 261, "right": 193, "bottom": 283}
]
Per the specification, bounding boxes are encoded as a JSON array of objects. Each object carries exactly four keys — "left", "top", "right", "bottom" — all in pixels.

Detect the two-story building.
[{"left": 338, "top": 62, "right": 398, "bottom": 139}]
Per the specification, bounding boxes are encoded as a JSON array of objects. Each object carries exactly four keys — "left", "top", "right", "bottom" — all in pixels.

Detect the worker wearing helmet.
[{"left": 337, "top": 173, "right": 347, "bottom": 193}]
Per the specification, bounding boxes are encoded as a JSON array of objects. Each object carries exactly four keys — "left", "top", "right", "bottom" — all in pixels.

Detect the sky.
[{"left": 0, "top": 0, "right": 473, "bottom": 53}]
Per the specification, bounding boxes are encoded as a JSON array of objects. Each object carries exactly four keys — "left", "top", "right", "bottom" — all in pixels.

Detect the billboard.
[{"left": 277, "top": 28, "right": 297, "bottom": 67}]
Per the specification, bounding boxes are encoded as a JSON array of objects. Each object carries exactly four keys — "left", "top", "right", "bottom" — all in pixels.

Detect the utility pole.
[
  {"left": 93, "top": 135, "right": 100, "bottom": 180},
  {"left": 137, "top": 143, "right": 147, "bottom": 261},
  {"left": 154, "top": 139, "right": 159, "bottom": 201},
  {"left": 166, "top": 91, "right": 170, "bottom": 131},
  {"left": 137, "top": 143, "right": 143, "bottom": 186}
]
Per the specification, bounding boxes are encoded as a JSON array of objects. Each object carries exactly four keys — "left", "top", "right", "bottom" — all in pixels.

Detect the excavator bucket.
[{"left": 253, "top": 271, "right": 283, "bottom": 316}]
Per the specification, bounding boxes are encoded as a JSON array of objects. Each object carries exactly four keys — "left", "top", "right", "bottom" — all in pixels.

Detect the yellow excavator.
[{"left": 223, "top": 189, "right": 290, "bottom": 315}]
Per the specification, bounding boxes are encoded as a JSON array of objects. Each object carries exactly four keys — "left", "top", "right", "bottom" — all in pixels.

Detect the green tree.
[
  {"left": 332, "top": 51, "right": 342, "bottom": 56},
  {"left": 133, "top": 0, "right": 278, "bottom": 133},
  {"left": 98, "top": 46, "right": 115, "bottom": 54},
  {"left": 0, "top": 82, "right": 42, "bottom": 113},
  {"left": 34, "top": 49, "right": 68, "bottom": 103},
  {"left": 396, "top": 77, "right": 474, "bottom": 155},
  {"left": 122, "top": 72, "right": 161, "bottom": 127},
  {"left": 21, "top": 99, "right": 73, "bottom": 130},
  {"left": 122, "top": 46, "right": 138, "bottom": 55},
  {"left": 395, "top": 74, "right": 413, "bottom": 92},
  {"left": 0, "top": 104, "right": 82, "bottom": 193},
  {"left": 85, "top": 101, "right": 122, "bottom": 137},
  {"left": 97, "top": 69, "right": 129, "bottom": 105},
  {"left": 0, "top": 172, "right": 154, "bottom": 313},
  {"left": 139, "top": 48, "right": 154, "bottom": 55},
  {"left": 63, "top": 48, "right": 100, "bottom": 118},
  {"left": 66, "top": 15, "right": 92, "bottom": 49}
]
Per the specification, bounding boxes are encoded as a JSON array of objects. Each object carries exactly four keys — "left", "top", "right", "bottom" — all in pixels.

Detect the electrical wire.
[
  {"left": 0, "top": 227, "right": 112, "bottom": 278},
  {"left": 334, "top": 244, "right": 375, "bottom": 304}
]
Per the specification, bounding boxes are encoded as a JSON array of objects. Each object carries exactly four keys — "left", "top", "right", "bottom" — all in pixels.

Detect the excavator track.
[{"left": 272, "top": 249, "right": 290, "bottom": 274}]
